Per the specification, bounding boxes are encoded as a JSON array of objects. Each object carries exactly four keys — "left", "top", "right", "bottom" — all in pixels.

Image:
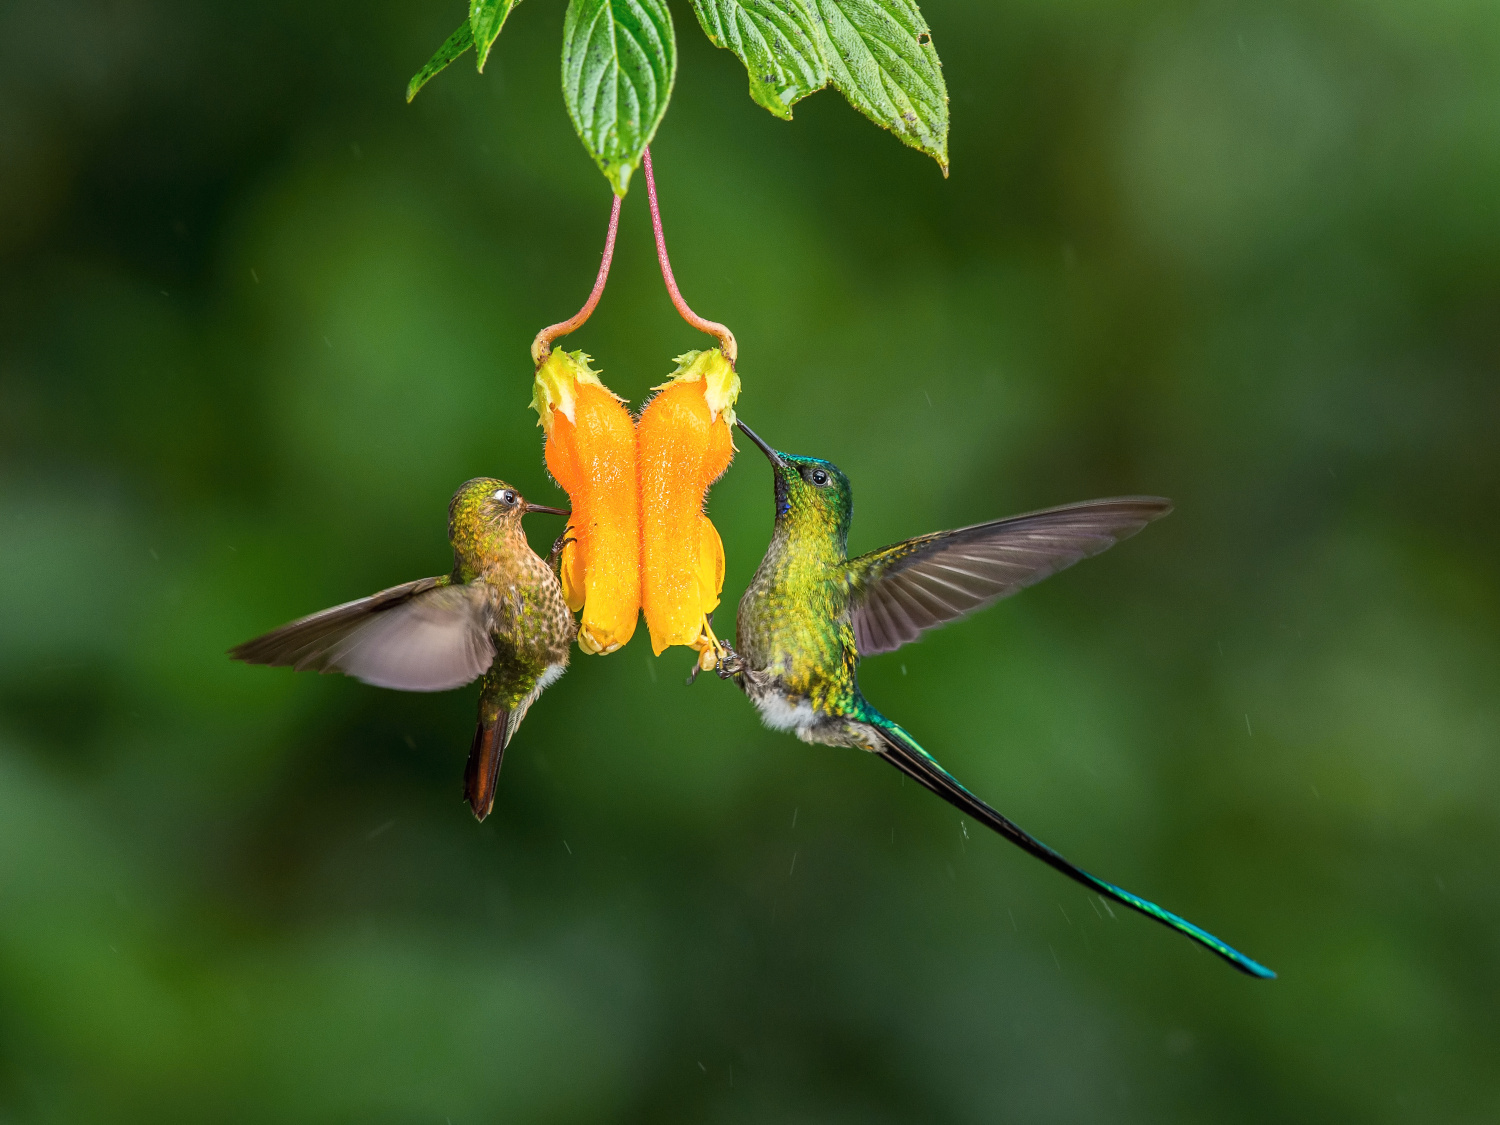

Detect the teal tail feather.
[{"left": 867, "top": 716, "right": 1275, "bottom": 979}]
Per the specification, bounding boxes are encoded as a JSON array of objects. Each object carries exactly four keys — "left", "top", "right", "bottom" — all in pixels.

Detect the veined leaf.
[
  {"left": 407, "top": 20, "right": 475, "bottom": 102},
  {"left": 471, "top": 0, "right": 520, "bottom": 72},
  {"left": 562, "top": 0, "right": 677, "bottom": 195},
  {"left": 809, "top": 0, "right": 948, "bottom": 171},
  {"left": 689, "top": 0, "right": 827, "bottom": 121}
]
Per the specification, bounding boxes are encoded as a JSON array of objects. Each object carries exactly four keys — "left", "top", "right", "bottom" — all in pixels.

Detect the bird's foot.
[
  {"left": 548, "top": 533, "right": 577, "bottom": 575},
  {"left": 685, "top": 615, "right": 740, "bottom": 684},
  {"left": 712, "top": 640, "right": 743, "bottom": 679}
]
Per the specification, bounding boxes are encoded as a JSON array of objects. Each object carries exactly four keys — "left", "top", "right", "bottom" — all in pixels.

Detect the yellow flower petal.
[
  {"left": 695, "top": 512, "right": 725, "bottom": 617},
  {"left": 533, "top": 351, "right": 639, "bottom": 653},
  {"left": 638, "top": 348, "right": 739, "bottom": 654}
]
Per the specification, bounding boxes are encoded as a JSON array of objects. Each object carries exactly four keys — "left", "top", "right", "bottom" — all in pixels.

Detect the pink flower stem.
[
  {"left": 531, "top": 192, "right": 623, "bottom": 366},
  {"left": 642, "top": 146, "right": 738, "bottom": 366}
]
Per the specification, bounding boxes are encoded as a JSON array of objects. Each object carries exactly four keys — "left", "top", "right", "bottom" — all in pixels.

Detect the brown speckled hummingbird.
[
  {"left": 720, "top": 422, "right": 1274, "bottom": 978},
  {"left": 230, "top": 478, "right": 573, "bottom": 820}
]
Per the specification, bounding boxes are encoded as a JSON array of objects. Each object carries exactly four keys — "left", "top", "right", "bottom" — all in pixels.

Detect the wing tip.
[
  {"left": 226, "top": 638, "right": 279, "bottom": 666},
  {"left": 1133, "top": 495, "right": 1174, "bottom": 520}
]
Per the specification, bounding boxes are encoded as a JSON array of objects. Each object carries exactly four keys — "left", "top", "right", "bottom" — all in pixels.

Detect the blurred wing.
[
  {"left": 847, "top": 497, "right": 1172, "bottom": 656},
  {"left": 230, "top": 577, "right": 495, "bottom": 691}
]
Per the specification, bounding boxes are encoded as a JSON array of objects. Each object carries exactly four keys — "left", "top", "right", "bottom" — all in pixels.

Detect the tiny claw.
[
  {"left": 714, "top": 642, "right": 743, "bottom": 679},
  {"left": 549, "top": 533, "right": 577, "bottom": 574},
  {"left": 684, "top": 613, "right": 742, "bottom": 682}
]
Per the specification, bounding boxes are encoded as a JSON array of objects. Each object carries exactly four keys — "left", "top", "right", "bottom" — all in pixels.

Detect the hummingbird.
[
  {"left": 722, "top": 422, "right": 1274, "bottom": 978},
  {"left": 230, "top": 478, "right": 573, "bottom": 821}
]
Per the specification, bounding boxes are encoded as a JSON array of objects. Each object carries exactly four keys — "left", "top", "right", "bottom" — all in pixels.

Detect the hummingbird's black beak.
[
  {"left": 736, "top": 419, "right": 785, "bottom": 469},
  {"left": 524, "top": 503, "right": 570, "bottom": 517}
]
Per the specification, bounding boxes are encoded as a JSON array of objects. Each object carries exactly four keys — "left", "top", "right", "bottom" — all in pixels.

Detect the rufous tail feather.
[{"left": 464, "top": 713, "right": 509, "bottom": 821}]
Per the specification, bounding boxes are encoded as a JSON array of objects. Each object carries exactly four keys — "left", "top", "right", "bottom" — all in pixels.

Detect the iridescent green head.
[
  {"left": 447, "top": 478, "right": 567, "bottom": 568},
  {"left": 737, "top": 421, "right": 853, "bottom": 547}
]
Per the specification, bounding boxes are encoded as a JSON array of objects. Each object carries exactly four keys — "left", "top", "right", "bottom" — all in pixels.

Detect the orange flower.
[
  {"left": 637, "top": 348, "right": 741, "bottom": 664},
  {"left": 531, "top": 350, "right": 640, "bottom": 654}
]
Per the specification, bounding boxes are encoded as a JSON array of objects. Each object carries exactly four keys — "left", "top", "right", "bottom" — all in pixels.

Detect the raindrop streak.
[
  {"left": 250, "top": 268, "right": 260, "bottom": 283},
  {"left": 697, "top": 1061, "right": 707, "bottom": 1073},
  {"left": 1050, "top": 944, "right": 1061, "bottom": 971},
  {"left": 563, "top": 840, "right": 572, "bottom": 855},
  {"left": 1245, "top": 714, "right": 1253, "bottom": 737},
  {"left": 789, "top": 852, "right": 797, "bottom": 876},
  {"left": 791, "top": 806, "right": 799, "bottom": 829},
  {"left": 1099, "top": 895, "right": 1115, "bottom": 919},
  {"left": 1057, "top": 903, "right": 1072, "bottom": 926},
  {"left": 645, "top": 654, "right": 657, "bottom": 683},
  {"left": 1008, "top": 908, "right": 1017, "bottom": 931},
  {"left": 365, "top": 819, "right": 396, "bottom": 841}
]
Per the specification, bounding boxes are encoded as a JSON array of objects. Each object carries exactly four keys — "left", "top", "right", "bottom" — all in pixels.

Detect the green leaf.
[
  {"left": 809, "top": 0, "right": 948, "bottom": 171},
  {"left": 561, "top": 0, "right": 677, "bottom": 195},
  {"left": 471, "top": 0, "right": 521, "bottom": 72},
  {"left": 406, "top": 20, "right": 475, "bottom": 102},
  {"left": 689, "top": 0, "right": 828, "bottom": 120}
]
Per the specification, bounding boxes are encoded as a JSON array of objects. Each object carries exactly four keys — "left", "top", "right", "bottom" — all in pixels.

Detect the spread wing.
[
  {"left": 230, "top": 577, "right": 495, "bottom": 691},
  {"left": 846, "top": 497, "right": 1172, "bottom": 656}
]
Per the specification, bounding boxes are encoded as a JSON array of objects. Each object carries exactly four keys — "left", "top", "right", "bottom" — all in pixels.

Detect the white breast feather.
[{"left": 755, "top": 694, "right": 818, "bottom": 734}]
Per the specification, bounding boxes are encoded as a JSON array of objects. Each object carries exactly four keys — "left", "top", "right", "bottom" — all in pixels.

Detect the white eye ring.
[{"left": 493, "top": 488, "right": 517, "bottom": 505}]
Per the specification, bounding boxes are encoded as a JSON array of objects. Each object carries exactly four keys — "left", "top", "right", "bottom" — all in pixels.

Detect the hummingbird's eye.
[
  {"left": 808, "top": 468, "right": 829, "bottom": 487},
  {"left": 493, "top": 488, "right": 518, "bottom": 506}
]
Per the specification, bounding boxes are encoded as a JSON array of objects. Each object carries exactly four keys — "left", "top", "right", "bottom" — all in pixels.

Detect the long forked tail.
[{"left": 869, "top": 718, "right": 1275, "bottom": 979}]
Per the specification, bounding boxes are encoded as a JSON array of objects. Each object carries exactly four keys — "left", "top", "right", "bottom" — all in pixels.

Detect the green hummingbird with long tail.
[
  {"left": 721, "top": 422, "right": 1273, "bottom": 978},
  {"left": 230, "top": 478, "right": 573, "bottom": 821}
]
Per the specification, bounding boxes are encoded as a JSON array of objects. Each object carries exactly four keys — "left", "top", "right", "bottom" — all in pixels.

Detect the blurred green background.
[{"left": 2, "top": 0, "right": 1498, "bottom": 1120}]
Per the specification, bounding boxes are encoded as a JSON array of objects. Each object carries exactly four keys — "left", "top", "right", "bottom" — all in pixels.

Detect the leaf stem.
[
  {"left": 531, "top": 192, "right": 623, "bottom": 367},
  {"left": 642, "top": 146, "right": 738, "bottom": 366}
]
